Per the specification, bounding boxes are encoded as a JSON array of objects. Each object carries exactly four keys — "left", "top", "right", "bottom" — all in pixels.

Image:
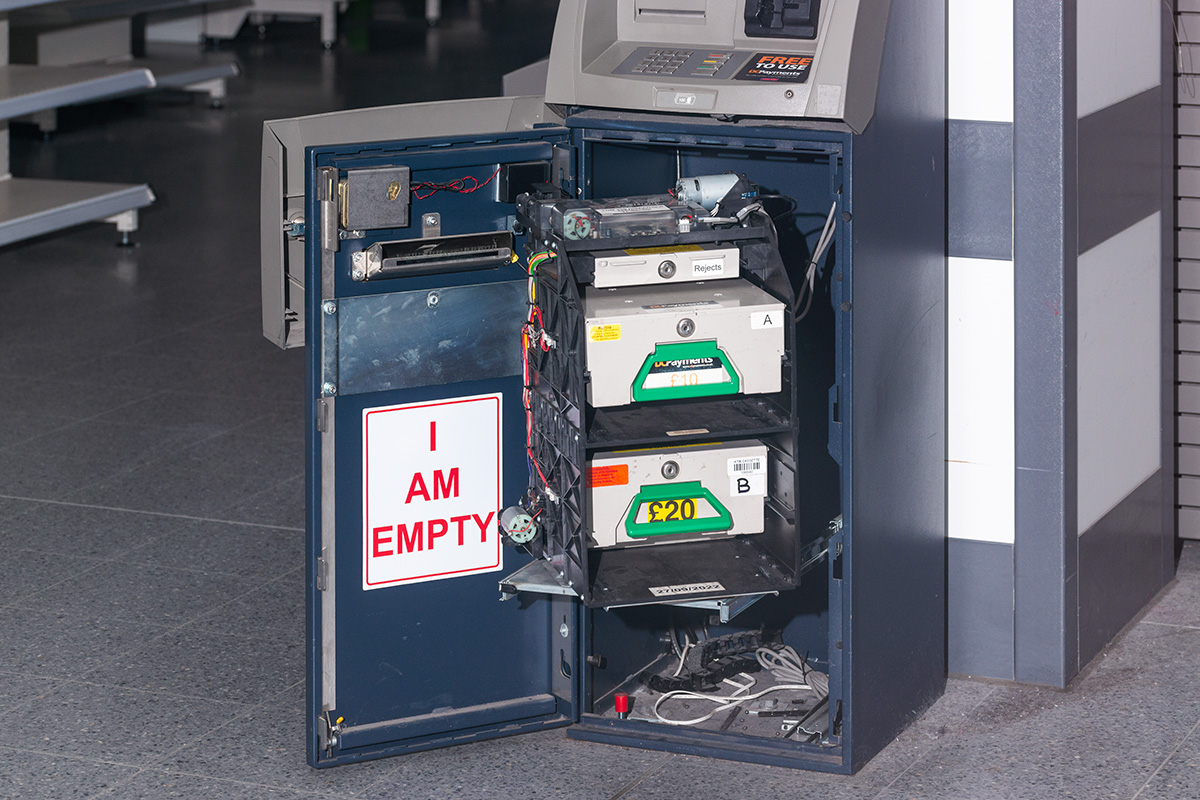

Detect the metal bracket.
[
  {"left": 316, "top": 550, "right": 329, "bottom": 591},
  {"left": 321, "top": 298, "right": 338, "bottom": 397},
  {"left": 667, "top": 592, "right": 777, "bottom": 624},
  {"left": 499, "top": 559, "right": 579, "bottom": 600},
  {"left": 421, "top": 212, "right": 441, "bottom": 238}
]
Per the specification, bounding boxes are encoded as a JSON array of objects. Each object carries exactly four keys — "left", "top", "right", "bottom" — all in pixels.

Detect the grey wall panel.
[
  {"left": 1181, "top": 322, "right": 1200, "bottom": 352},
  {"left": 948, "top": 539, "right": 1014, "bottom": 679},
  {"left": 1079, "top": 472, "right": 1168, "bottom": 665},
  {"left": 1180, "top": 107, "right": 1200, "bottom": 137},
  {"left": 1181, "top": 383, "right": 1200, "bottom": 413},
  {"left": 1179, "top": 290, "right": 1200, "bottom": 320},
  {"left": 1180, "top": 138, "right": 1200, "bottom": 169},
  {"left": 1078, "top": 88, "right": 1162, "bottom": 253},
  {"left": 1180, "top": 261, "right": 1200, "bottom": 290},
  {"left": 1179, "top": 507, "right": 1200, "bottom": 538},
  {"left": 1181, "top": 229, "right": 1200, "bottom": 257},
  {"left": 1179, "top": 444, "right": 1200, "bottom": 474},
  {"left": 1180, "top": 475, "right": 1200, "bottom": 505},
  {"left": 1013, "top": 0, "right": 1075, "bottom": 688},
  {"left": 948, "top": 120, "right": 1013, "bottom": 260},
  {"left": 1180, "top": 167, "right": 1200, "bottom": 197},
  {"left": 1180, "top": 353, "right": 1200, "bottom": 381},
  {"left": 1179, "top": 414, "right": 1200, "bottom": 445},
  {"left": 1181, "top": 198, "right": 1200, "bottom": 227}
]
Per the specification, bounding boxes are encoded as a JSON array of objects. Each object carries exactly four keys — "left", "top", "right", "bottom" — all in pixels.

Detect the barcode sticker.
[{"left": 728, "top": 456, "right": 766, "bottom": 476}]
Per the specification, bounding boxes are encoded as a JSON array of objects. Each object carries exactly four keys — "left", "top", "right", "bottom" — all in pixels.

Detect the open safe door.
[{"left": 268, "top": 97, "right": 577, "bottom": 766}]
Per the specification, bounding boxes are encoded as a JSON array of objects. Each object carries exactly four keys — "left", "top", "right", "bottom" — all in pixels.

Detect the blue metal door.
[{"left": 303, "top": 111, "right": 576, "bottom": 767}]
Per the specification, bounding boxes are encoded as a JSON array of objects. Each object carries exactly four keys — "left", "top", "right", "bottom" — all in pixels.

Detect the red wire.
[{"left": 411, "top": 165, "right": 502, "bottom": 200}]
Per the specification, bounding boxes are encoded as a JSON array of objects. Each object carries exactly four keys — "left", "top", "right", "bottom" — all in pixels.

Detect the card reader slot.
[{"left": 361, "top": 231, "right": 514, "bottom": 280}]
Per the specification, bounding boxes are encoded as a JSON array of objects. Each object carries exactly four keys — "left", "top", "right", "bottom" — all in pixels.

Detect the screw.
[
  {"left": 559, "top": 622, "right": 570, "bottom": 638},
  {"left": 676, "top": 318, "right": 695, "bottom": 338},
  {"left": 423, "top": 214, "right": 438, "bottom": 227},
  {"left": 322, "top": 301, "right": 337, "bottom": 316},
  {"left": 427, "top": 292, "right": 440, "bottom": 308},
  {"left": 661, "top": 460, "right": 680, "bottom": 480},
  {"left": 321, "top": 382, "right": 337, "bottom": 397},
  {"left": 352, "top": 251, "right": 364, "bottom": 264},
  {"left": 658, "top": 260, "right": 677, "bottom": 279},
  {"left": 352, "top": 268, "right": 366, "bottom": 281}
]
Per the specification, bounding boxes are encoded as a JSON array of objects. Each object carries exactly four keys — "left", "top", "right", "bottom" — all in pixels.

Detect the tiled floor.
[{"left": 0, "top": 2, "right": 1196, "bottom": 798}]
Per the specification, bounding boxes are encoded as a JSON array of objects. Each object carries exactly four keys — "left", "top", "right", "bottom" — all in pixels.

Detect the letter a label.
[{"left": 362, "top": 393, "right": 503, "bottom": 589}]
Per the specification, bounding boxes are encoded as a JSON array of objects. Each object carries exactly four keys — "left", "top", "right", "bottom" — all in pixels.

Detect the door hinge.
[
  {"left": 316, "top": 551, "right": 329, "bottom": 591},
  {"left": 317, "top": 166, "right": 340, "bottom": 253},
  {"left": 316, "top": 399, "right": 329, "bottom": 432}
]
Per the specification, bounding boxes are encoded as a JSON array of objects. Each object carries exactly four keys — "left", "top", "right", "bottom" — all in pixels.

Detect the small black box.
[{"left": 499, "top": 161, "right": 552, "bottom": 203}]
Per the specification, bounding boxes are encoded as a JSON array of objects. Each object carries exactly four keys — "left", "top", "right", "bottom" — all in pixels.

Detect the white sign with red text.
[{"left": 362, "top": 393, "right": 502, "bottom": 590}]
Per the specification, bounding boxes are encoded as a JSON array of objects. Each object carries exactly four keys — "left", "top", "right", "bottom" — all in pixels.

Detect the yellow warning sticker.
[
  {"left": 589, "top": 324, "right": 622, "bottom": 342},
  {"left": 624, "top": 245, "right": 703, "bottom": 256}
]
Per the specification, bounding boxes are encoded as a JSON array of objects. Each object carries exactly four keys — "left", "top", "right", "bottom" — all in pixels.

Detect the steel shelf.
[
  {"left": 0, "top": 63, "right": 155, "bottom": 121},
  {"left": 0, "top": 177, "right": 154, "bottom": 247},
  {"left": 139, "top": 44, "right": 240, "bottom": 90}
]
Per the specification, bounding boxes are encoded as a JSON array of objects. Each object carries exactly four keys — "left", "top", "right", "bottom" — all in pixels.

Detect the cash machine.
[{"left": 260, "top": 0, "right": 945, "bottom": 774}]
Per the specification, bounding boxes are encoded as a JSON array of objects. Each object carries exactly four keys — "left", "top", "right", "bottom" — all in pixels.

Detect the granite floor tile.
[
  {"left": 175, "top": 351, "right": 305, "bottom": 401},
  {"left": 357, "top": 729, "right": 672, "bottom": 800},
  {"left": 0, "top": 549, "right": 104, "bottom": 607},
  {"left": 850, "top": 678, "right": 999, "bottom": 788},
  {"left": 0, "top": 342, "right": 82, "bottom": 379},
  {"left": 0, "top": 503, "right": 174, "bottom": 560},
  {"left": 1134, "top": 722, "right": 1200, "bottom": 800},
  {"left": 17, "top": 560, "right": 257, "bottom": 626},
  {"left": 232, "top": 399, "right": 307, "bottom": 443},
  {"left": 91, "top": 771, "right": 321, "bottom": 800},
  {"left": 124, "top": 518, "right": 303, "bottom": 579},
  {"left": 71, "top": 459, "right": 292, "bottom": 521},
  {"left": 51, "top": 352, "right": 240, "bottom": 393},
  {"left": 0, "top": 747, "right": 141, "bottom": 799},
  {"left": 80, "top": 628, "right": 302, "bottom": 704},
  {"left": 7, "top": 378, "right": 151, "bottom": 420},
  {"left": 90, "top": 390, "right": 271, "bottom": 434},
  {"left": 618, "top": 753, "right": 879, "bottom": 800},
  {"left": 119, "top": 325, "right": 281, "bottom": 365},
  {"left": 0, "top": 453, "right": 135, "bottom": 502},
  {"left": 184, "top": 567, "right": 304, "bottom": 644},
  {"left": 1174, "top": 539, "right": 1200, "bottom": 577},
  {"left": 223, "top": 476, "right": 306, "bottom": 529},
  {"left": 0, "top": 672, "right": 62, "bottom": 710},
  {"left": 0, "top": 681, "right": 243, "bottom": 763},
  {"left": 0, "top": 606, "right": 170, "bottom": 678},
  {"left": 163, "top": 431, "right": 304, "bottom": 482},
  {"left": 2, "top": 409, "right": 78, "bottom": 446},
  {"left": 882, "top": 623, "right": 1200, "bottom": 800},
  {"left": 1143, "top": 572, "right": 1200, "bottom": 629},
  {"left": 161, "top": 683, "right": 400, "bottom": 796}
]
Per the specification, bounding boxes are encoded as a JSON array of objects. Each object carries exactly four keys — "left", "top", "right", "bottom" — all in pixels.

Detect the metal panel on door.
[{"left": 301, "top": 103, "right": 576, "bottom": 766}]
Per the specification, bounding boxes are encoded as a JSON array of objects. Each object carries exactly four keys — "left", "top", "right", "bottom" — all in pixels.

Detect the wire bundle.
[
  {"left": 411, "top": 165, "right": 501, "bottom": 199},
  {"left": 521, "top": 251, "right": 556, "bottom": 491},
  {"left": 794, "top": 201, "right": 838, "bottom": 321},
  {"left": 756, "top": 646, "right": 829, "bottom": 698}
]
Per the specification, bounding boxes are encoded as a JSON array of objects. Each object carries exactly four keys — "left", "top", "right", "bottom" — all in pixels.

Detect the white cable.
[
  {"left": 651, "top": 677, "right": 813, "bottom": 727},
  {"left": 697, "top": 202, "right": 763, "bottom": 225},
  {"left": 671, "top": 640, "right": 692, "bottom": 678},
  {"left": 756, "top": 646, "right": 830, "bottom": 698},
  {"left": 795, "top": 201, "right": 838, "bottom": 321}
]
